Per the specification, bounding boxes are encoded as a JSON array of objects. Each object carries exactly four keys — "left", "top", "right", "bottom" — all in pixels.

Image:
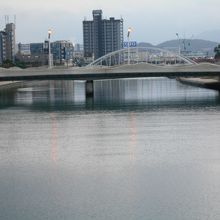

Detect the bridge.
[{"left": 0, "top": 47, "right": 220, "bottom": 96}]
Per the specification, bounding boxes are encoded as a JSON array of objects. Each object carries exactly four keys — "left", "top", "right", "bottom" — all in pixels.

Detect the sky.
[{"left": 0, "top": 0, "right": 220, "bottom": 45}]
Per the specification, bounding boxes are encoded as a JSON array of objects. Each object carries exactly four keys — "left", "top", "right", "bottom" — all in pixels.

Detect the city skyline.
[{"left": 1, "top": 0, "right": 220, "bottom": 44}]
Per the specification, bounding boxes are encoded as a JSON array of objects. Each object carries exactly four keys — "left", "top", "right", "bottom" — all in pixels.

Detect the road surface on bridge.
[{"left": 0, "top": 63, "right": 220, "bottom": 81}]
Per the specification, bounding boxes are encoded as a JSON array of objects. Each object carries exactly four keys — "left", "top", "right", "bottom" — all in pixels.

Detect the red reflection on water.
[
  {"left": 129, "top": 112, "right": 137, "bottom": 161},
  {"left": 50, "top": 113, "right": 57, "bottom": 163}
]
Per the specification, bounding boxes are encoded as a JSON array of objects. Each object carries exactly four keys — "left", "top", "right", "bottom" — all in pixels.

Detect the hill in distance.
[
  {"left": 137, "top": 42, "right": 154, "bottom": 48},
  {"left": 138, "top": 39, "right": 218, "bottom": 56}
]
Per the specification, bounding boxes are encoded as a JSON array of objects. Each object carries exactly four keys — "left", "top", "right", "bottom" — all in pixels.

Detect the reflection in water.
[
  {"left": 0, "top": 88, "right": 16, "bottom": 107},
  {"left": 1, "top": 78, "right": 220, "bottom": 220},
  {"left": 94, "top": 78, "right": 219, "bottom": 107},
  {"left": 50, "top": 113, "right": 57, "bottom": 163},
  {"left": 129, "top": 112, "right": 136, "bottom": 162},
  {"left": 0, "top": 78, "right": 219, "bottom": 111}
]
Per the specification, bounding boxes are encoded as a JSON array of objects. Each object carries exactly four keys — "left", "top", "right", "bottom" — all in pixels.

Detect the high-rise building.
[
  {"left": 74, "top": 43, "right": 83, "bottom": 52},
  {"left": 0, "top": 23, "right": 16, "bottom": 64},
  {"left": 83, "top": 10, "right": 123, "bottom": 60},
  {"left": 73, "top": 43, "right": 84, "bottom": 60},
  {"left": 5, "top": 23, "right": 16, "bottom": 62},
  {"left": 0, "top": 31, "right": 7, "bottom": 64}
]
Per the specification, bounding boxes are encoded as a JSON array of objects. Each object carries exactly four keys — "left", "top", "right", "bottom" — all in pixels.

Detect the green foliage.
[
  {"left": 0, "top": 59, "right": 27, "bottom": 69},
  {"left": 0, "top": 60, "right": 15, "bottom": 68},
  {"left": 15, "top": 61, "right": 27, "bottom": 69}
]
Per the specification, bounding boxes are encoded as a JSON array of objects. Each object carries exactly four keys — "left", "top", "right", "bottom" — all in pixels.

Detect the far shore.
[{"left": 178, "top": 77, "right": 220, "bottom": 91}]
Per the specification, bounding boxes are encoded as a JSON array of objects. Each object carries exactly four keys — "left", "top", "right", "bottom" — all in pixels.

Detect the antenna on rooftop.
[
  {"left": 14, "top": 15, "right": 16, "bottom": 26},
  {"left": 5, "top": 15, "right": 9, "bottom": 25}
]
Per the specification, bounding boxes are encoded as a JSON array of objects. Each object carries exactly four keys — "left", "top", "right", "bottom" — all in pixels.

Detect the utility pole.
[
  {"left": 127, "top": 27, "right": 132, "bottom": 65},
  {"left": 48, "top": 29, "right": 52, "bottom": 68}
]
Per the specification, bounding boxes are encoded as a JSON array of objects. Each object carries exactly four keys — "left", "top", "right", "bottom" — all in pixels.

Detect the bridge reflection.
[{"left": 0, "top": 78, "right": 219, "bottom": 111}]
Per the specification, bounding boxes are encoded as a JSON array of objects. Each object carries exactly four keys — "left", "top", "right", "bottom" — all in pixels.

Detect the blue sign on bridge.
[{"left": 123, "top": 41, "right": 137, "bottom": 48}]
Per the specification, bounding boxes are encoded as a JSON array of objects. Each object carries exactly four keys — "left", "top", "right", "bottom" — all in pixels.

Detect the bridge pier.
[{"left": 85, "top": 80, "right": 94, "bottom": 97}]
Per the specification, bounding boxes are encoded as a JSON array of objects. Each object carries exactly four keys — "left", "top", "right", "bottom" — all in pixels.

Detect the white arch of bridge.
[{"left": 88, "top": 47, "right": 197, "bottom": 67}]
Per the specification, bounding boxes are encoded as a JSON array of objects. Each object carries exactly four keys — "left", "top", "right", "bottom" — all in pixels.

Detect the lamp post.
[
  {"left": 127, "top": 27, "right": 132, "bottom": 65},
  {"left": 48, "top": 29, "right": 52, "bottom": 68},
  {"left": 176, "top": 33, "right": 181, "bottom": 55}
]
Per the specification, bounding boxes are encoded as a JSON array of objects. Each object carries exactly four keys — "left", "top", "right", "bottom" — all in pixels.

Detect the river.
[{"left": 0, "top": 78, "right": 220, "bottom": 220}]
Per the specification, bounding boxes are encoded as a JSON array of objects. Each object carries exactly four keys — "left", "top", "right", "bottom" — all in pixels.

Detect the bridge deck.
[{"left": 0, "top": 63, "right": 220, "bottom": 81}]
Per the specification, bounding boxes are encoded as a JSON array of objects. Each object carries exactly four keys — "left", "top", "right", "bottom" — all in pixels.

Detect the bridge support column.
[{"left": 86, "top": 80, "right": 94, "bottom": 97}]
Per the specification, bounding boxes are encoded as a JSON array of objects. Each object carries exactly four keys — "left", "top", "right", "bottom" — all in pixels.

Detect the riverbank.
[
  {"left": 178, "top": 77, "right": 220, "bottom": 91},
  {"left": 0, "top": 81, "right": 24, "bottom": 89}
]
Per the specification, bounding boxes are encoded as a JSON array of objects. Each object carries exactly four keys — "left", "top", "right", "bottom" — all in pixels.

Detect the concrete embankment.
[
  {"left": 0, "top": 67, "right": 24, "bottom": 89},
  {"left": 177, "top": 77, "right": 220, "bottom": 91},
  {"left": 0, "top": 81, "right": 24, "bottom": 89}
]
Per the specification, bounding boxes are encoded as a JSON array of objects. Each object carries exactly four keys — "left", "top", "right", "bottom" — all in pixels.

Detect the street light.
[
  {"left": 176, "top": 33, "right": 181, "bottom": 55},
  {"left": 48, "top": 29, "right": 52, "bottom": 68},
  {"left": 127, "top": 27, "right": 132, "bottom": 65}
]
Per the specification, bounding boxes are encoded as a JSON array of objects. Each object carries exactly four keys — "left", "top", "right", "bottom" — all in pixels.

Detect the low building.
[
  {"left": 15, "top": 53, "right": 48, "bottom": 67},
  {"left": 16, "top": 40, "right": 74, "bottom": 67},
  {"left": 18, "top": 43, "right": 31, "bottom": 55},
  {"left": 30, "top": 43, "right": 44, "bottom": 55},
  {"left": 16, "top": 41, "right": 49, "bottom": 67},
  {"left": 51, "top": 40, "right": 74, "bottom": 65}
]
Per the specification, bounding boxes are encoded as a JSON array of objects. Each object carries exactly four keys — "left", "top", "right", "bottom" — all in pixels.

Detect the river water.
[{"left": 1, "top": 78, "right": 220, "bottom": 220}]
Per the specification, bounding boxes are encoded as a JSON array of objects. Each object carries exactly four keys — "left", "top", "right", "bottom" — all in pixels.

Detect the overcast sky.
[{"left": 0, "top": 0, "right": 220, "bottom": 45}]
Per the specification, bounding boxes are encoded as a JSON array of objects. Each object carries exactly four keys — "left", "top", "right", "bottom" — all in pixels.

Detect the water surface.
[{"left": 0, "top": 78, "right": 220, "bottom": 220}]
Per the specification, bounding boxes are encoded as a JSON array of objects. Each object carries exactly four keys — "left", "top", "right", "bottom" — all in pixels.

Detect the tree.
[
  {"left": 0, "top": 60, "right": 15, "bottom": 68},
  {"left": 214, "top": 45, "right": 220, "bottom": 59}
]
